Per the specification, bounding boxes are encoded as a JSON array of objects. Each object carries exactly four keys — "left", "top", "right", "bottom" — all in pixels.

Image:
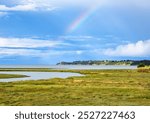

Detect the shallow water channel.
[{"left": 0, "top": 72, "right": 83, "bottom": 82}]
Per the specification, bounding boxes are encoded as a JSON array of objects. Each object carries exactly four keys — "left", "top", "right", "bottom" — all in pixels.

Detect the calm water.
[
  {"left": 0, "top": 65, "right": 137, "bottom": 70},
  {"left": 0, "top": 72, "right": 83, "bottom": 82},
  {"left": 0, "top": 65, "right": 137, "bottom": 82}
]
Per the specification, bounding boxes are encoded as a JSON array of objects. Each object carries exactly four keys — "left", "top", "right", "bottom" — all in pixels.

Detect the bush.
[{"left": 137, "top": 63, "right": 145, "bottom": 68}]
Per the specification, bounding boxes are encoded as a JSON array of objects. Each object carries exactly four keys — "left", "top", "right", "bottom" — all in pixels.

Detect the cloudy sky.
[{"left": 0, "top": 0, "right": 150, "bottom": 64}]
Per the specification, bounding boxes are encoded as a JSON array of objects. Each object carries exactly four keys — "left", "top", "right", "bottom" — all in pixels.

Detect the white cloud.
[
  {"left": 0, "top": 1, "right": 56, "bottom": 12},
  {"left": 0, "top": 37, "right": 64, "bottom": 48},
  {"left": 17, "top": 0, "right": 150, "bottom": 8},
  {"left": 0, "top": 37, "right": 72, "bottom": 57},
  {"left": 31, "top": 0, "right": 150, "bottom": 8},
  {"left": 0, "top": 4, "right": 37, "bottom": 11},
  {"left": 12, "top": 0, "right": 103, "bottom": 8},
  {"left": 60, "top": 35, "right": 102, "bottom": 42},
  {"left": 104, "top": 40, "right": 150, "bottom": 57},
  {"left": 0, "top": 11, "right": 7, "bottom": 16},
  {"left": 0, "top": 37, "right": 85, "bottom": 57},
  {"left": 0, "top": 48, "right": 85, "bottom": 57},
  {"left": 0, "top": 48, "right": 42, "bottom": 56},
  {"left": 76, "top": 50, "right": 83, "bottom": 55},
  {"left": 0, "top": 0, "right": 149, "bottom": 13}
]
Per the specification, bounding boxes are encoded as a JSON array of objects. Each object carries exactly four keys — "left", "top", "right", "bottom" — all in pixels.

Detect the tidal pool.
[{"left": 0, "top": 72, "right": 83, "bottom": 82}]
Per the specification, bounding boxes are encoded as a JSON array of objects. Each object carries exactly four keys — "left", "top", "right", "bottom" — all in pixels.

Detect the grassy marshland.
[
  {"left": 0, "top": 68, "right": 150, "bottom": 106},
  {"left": 137, "top": 66, "right": 150, "bottom": 73},
  {"left": 0, "top": 74, "right": 28, "bottom": 79}
]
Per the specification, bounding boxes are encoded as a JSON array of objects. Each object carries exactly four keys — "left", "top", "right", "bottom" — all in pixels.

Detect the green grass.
[
  {"left": 0, "top": 74, "right": 28, "bottom": 79},
  {"left": 0, "top": 69, "right": 150, "bottom": 106},
  {"left": 137, "top": 66, "right": 150, "bottom": 73}
]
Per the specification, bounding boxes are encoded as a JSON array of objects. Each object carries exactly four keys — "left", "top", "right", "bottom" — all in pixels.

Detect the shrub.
[{"left": 137, "top": 63, "right": 145, "bottom": 68}]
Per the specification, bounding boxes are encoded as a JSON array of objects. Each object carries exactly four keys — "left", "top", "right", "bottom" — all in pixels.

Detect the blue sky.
[{"left": 0, "top": 0, "right": 150, "bottom": 64}]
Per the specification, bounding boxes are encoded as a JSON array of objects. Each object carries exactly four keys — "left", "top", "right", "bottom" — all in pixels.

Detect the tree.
[{"left": 137, "top": 63, "right": 145, "bottom": 68}]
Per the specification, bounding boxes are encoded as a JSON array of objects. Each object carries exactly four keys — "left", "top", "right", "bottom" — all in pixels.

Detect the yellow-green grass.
[
  {"left": 0, "top": 69, "right": 150, "bottom": 106},
  {"left": 0, "top": 74, "right": 28, "bottom": 79},
  {"left": 137, "top": 66, "right": 150, "bottom": 73}
]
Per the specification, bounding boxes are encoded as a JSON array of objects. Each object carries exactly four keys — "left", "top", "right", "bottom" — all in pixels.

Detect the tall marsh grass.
[{"left": 138, "top": 66, "right": 150, "bottom": 73}]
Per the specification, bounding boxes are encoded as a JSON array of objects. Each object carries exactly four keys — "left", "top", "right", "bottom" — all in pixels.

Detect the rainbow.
[{"left": 66, "top": 5, "right": 100, "bottom": 34}]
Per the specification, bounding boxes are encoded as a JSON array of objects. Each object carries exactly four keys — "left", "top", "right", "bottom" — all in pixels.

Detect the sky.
[{"left": 0, "top": 0, "right": 150, "bottom": 64}]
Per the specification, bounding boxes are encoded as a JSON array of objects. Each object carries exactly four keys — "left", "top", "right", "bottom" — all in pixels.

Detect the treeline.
[{"left": 57, "top": 60, "right": 150, "bottom": 66}]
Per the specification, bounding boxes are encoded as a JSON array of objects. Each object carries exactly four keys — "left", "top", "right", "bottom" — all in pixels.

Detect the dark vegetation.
[{"left": 57, "top": 60, "right": 150, "bottom": 66}]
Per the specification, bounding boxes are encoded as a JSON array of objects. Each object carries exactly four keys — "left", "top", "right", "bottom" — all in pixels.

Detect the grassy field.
[
  {"left": 0, "top": 74, "right": 28, "bottom": 79},
  {"left": 0, "top": 68, "right": 150, "bottom": 106}
]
